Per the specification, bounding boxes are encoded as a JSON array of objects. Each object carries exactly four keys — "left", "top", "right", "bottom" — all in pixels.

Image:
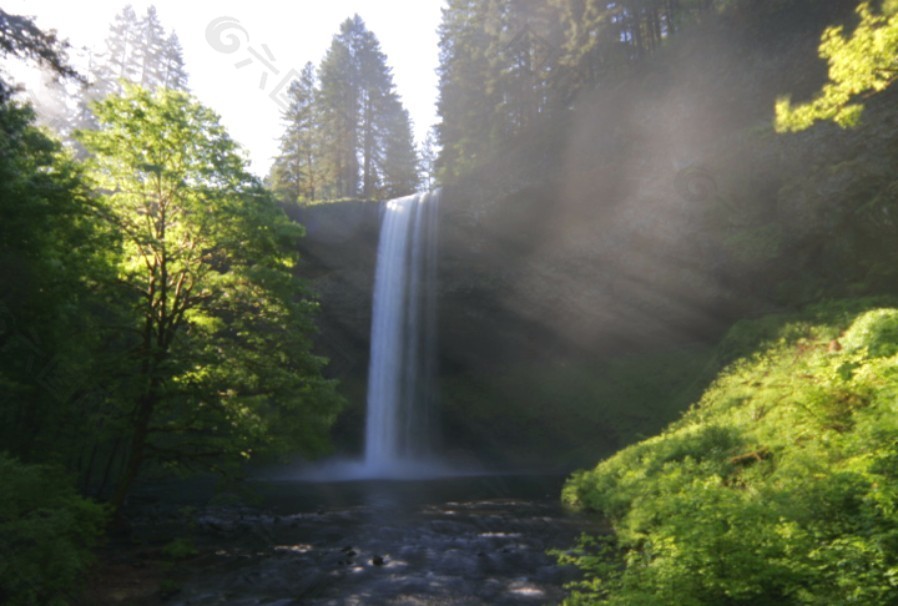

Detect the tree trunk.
[
  {"left": 111, "top": 390, "right": 156, "bottom": 513},
  {"left": 362, "top": 92, "right": 375, "bottom": 198}
]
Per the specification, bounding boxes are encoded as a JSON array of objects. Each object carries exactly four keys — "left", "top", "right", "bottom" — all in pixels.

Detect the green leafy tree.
[
  {"left": 0, "top": 23, "right": 111, "bottom": 603},
  {"left": 0, "top": 454, "right": 107, "bottom": 606},
  {"left": 0, "top": 98, "right": 114, "bottom": 467},
  {"left": 78, "top": 85, "right": 342, "bottom": 509},
  {"left": 776, "top": 0, "right": 898, "bottom": 132}
]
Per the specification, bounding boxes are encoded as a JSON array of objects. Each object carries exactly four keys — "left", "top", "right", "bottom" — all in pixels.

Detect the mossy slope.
[{"left": 562, "top": 299, "right": 898, "bottom": 605}]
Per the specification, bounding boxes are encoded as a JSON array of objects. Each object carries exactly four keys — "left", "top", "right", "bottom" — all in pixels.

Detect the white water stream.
[{"left": 363, "top": 191, "right": 440, "bottom": 476}]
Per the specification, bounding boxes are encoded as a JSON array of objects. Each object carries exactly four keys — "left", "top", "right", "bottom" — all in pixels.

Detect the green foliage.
[
  {"left": 0, "top": 453, "right": 107, "bottom": 606},
  {"left": 776, "top": 1, "right": 898, "bottom": 132},
  {"left": 842, "top": 308, "right": 898, "bottom": 358},
  {"left": 562, "top": 300, "right": 898, "bottom": 605},
  {"left": 0, "top": 97, "right": 116, "bottom": 465},
  {"left": 78, "top": 85, "right": 343, "bottom": 506}
]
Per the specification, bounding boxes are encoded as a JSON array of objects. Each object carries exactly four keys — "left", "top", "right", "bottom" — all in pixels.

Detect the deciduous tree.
[
  {"left": 78, "top": 86, "right": 342, "bottom": 509},
  {"left": 775, "top": 0, "right": 898, "bottom": 132}
]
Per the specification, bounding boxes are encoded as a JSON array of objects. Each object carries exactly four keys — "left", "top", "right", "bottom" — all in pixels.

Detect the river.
[{"left": 121, "top": 474, "right": 600, "bottom": 605}]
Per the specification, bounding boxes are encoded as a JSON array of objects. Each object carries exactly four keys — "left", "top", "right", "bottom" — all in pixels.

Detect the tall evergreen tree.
[
  {"left": 158, "top": 32, "right": 188, "bottom": 90},
  {"left": 271, "top": 62, "right": 319, "bottom": 204},
  {"left": 379, "top": 98, "right": 420, "bottom": 197},
  {"left": 318, "top": 23, "right": 361, "bottom": 199},
  {"left": 436, "top": 0, "right": 502, "bottom": 178},
  {"left": 136, "top": 6, "right": 167, "bottom": 88},
  {"left": 275, "top": 15, "right": 419, "bottom": 201},
  {"left": 69, "top": 5, "right": 188, "bottom": 136},
  {"left": 435, "top": 0, "right": 719, "bottom": 178},
  {"left": 419, "top": 127, "right": 439, "bottom": 190},
  {"left": 94, "top": 5, "right": 142, "bottom": 98}
]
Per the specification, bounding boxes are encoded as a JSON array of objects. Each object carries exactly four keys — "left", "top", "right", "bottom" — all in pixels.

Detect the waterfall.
[{"left": 363, "top": 190, "right": 440, "bottom": 475}]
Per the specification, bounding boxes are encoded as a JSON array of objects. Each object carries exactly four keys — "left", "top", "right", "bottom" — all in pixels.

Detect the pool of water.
[{"left": 136, "top": 474, "right": 600, "bottom": 605}]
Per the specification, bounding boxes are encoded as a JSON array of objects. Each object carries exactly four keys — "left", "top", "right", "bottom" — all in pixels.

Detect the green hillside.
[{"left": 561, "top": 299, "right": 898, "bottom": 604}]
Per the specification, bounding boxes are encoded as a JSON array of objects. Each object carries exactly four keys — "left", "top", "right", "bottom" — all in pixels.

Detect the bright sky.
[{"left": 5, "top": 1, "right": 444, "bottom": 176}]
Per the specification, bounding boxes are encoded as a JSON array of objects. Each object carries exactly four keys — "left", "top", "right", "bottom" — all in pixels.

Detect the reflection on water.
[
  {"left": 254, "top": 471, "right": 569, "bottom": 514},
  {"left": 149, "top": 474, "right": 599, "bottom": 605}
]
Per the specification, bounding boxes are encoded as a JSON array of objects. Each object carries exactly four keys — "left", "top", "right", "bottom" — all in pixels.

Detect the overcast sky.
[{"left": 5, "top": 0, "right": 444, "bottom": 176}]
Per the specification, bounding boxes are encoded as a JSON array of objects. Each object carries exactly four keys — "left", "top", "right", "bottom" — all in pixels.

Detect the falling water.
[{"left": 364, "top": 190, "right": 440, "bottom": 476}]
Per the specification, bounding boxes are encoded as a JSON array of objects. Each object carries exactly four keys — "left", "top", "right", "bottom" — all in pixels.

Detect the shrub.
[
  {"left": 562, "top": 303, "right": 898, "bottom": 605},
  {"left": 0, "top": 453, "right": 107, "bottom": 606}
]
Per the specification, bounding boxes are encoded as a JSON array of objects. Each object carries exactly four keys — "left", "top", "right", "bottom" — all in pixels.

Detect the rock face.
[
  {"left": 292, "top": 201, "right": 382, "bottom": 384},
  {"left": 293, "top": 177, "right": 734, "bottom": 466}
]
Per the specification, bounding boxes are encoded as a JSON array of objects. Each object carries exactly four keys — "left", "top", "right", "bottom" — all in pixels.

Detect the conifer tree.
[
  {"left": 70, "top": 4, "right": 188, "bottom": 136},
  {"left": 94, "top": 5, "right": 141, "bottom": 98},
  {"left": 275, "top": 15, "right": 419, "bottom": 201},
  {"left": 271, "top": 62, "right": 319, "bottom": 204},
  {"left": 159, "top": 32, "right": 188, "bottom": 90},
  {"left": 379, "top": 99, "right": 420, "bottom": 197},
  {"left": 318, "top": 21, "right": 361, "bottom": 198}
]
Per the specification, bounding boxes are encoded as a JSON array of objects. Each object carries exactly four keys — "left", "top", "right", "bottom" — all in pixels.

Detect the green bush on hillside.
[
  {"left": 0, "top": 454, "right": 107, "bottom": 606},
  {"left": 561, "top": 302, "right": 898, "bottom": 605}
]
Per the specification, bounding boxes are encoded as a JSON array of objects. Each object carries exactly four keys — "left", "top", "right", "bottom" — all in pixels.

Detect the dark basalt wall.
[{"left": 292, "top": 178, "right": 734, "bottom": 467}]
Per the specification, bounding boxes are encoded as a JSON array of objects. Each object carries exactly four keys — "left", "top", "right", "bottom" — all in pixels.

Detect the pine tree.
[
  {"left": 135, "top": 6, "right": 167, "bottom": 87},
  {"left": 436, "top": 0, "right": 501, "bottom": 178},
  {"left": 159, "top": 32, "right": 188, "bottom": 90},
  {"left": 70, "top": 5, "right": 189, "bottom": 136},
  {"left": 318, "top": 22, "right": 361, "bottom": 199},
  {"left": 435, "top": 0, "right": 715, "bottom": 179},
  {"left": 419, "top": 127, "right": 439, "bottom": 189},
  {"left": 379, "top": 98, "right": 420, "bottom": 197},
  {"left": 284, "top": 14, "right": 419, "bottom": 201},
  {"left": 95, "top": 4, "right": 141, "bottom": 98},
  {"left": 270, "top": 62, "right": 319, "bottom": 204}
]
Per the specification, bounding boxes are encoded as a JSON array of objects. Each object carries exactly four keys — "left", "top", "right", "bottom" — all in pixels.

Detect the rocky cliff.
[{"left": 292, "top": 6, "right": 898, "bottom": 467}]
